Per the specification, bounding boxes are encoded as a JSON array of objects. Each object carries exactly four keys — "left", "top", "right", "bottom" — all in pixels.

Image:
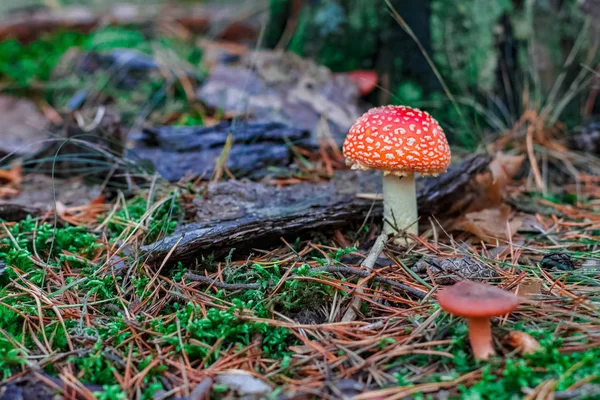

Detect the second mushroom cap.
[{"left": 438, "top": 281, "right": 519, "bottom": 318}]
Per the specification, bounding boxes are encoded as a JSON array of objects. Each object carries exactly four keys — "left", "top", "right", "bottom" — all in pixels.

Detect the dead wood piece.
[
  {"left": 0, "top": 174, "right": 102, "bottom": 221},
  {"left": 568, "top": 121, "right": 600, "bottom": 153},
  {"left": 142, "top": 153, "right": 492, "bottom": 261},
  {"left": 0, "top": 371, "right": 104, "bottom": 400},
  {"left": 341, "top": 232, "right": 388, "bottom": 322},
  {"left": 128, "top": 121, "right": 310, "bottom": 181},
  {"left": 184, "top": 273, "right": 261, "bottom": 290},
  {"left": 311, "top": 266, "right": 427, "bottom": 299},
  {"left": 412, "top": 256, "right": 498, "bottom": 285},
  {"left": 0, "top": 2, "right": 267, "bottom": 43},
  {"left": 0, "top": 203, "right": 42, "bottom": 221},
  {"left": 185, "top": 265, "right": 427, "bottom": 298},
  {"left": 197, "top": 50, "right": 363, "bottom": 143}
]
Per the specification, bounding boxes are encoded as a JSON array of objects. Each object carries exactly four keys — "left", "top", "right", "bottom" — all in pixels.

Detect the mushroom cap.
[
  {"left": 342, "top": 105, "right": 451, "bottom": 176},
  {"left": 346, "top": 70, "right": 378, "bottom": 96},
  {"left": 438, "top": 281, "right": 519, "bottom": 318}
]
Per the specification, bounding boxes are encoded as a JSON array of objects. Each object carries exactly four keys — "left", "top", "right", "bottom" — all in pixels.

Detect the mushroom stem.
[
  {"left": 382, "top": 173, "right": 417, "bottom": 236},
  {"left": 467, "top": 317, "right": 495, "bottom": 360}
]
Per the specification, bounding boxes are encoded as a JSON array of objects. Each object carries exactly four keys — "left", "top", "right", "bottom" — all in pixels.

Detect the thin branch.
[{"left": 184, "top": 263, "right": 428, "bottom": 299}]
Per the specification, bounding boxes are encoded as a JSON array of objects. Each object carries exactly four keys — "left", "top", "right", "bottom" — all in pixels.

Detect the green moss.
[
  {"left": 431, "top": 0, "right": 512, "bottom": 93},
  {"left": 106, "top": 194, "right": 180, "bottom": 243},
  {"left": 0, "top": 27, "right": 205, "bottom": 125},
  {"left": 288, "top": 0, "right": 383, "bottom": 71},
  {"left": 0, "top": 31, "right": 86, "bottom": 87}
]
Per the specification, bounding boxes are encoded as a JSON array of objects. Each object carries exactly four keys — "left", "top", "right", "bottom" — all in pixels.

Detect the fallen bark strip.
[
  {"left": 128, "top": 122, "right": 311, "bottom": 181},
  {"left": 184, "top": 265, "right": 427, "bottom": 299},
  {"left": 142, "top": 153, "right": 492, "bottom": 261},
  {"left": 0, "top": 203, "right": 43, "bottom": 222}
]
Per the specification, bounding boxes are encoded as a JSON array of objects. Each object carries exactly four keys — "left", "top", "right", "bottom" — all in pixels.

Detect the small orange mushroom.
[
  {"left": 346, "top": 70, "right": 378, "bottom": 96},
  {"left": 438, "top": 281, "right": 519, "bottom": 360}
]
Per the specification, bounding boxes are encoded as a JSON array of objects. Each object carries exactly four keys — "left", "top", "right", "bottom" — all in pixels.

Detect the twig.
[
  {"left": 184, "top": 261, "right": 427, "bottom": 299},
  {"left": 312, "top": 265, "right": 426, "bottom": 299},
  {"left": 184, "top": 273, "right": 261, "bottom": 290},
  {"left": 342, "top": 233, "right": 389, "bottom": 322},
  {"left": 360, "top": 234, "right": 389, "bottom": 271}
]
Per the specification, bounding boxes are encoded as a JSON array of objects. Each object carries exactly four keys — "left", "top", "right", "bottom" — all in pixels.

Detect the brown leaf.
[
  {"left": 0, "top": 95, "right": 49, "bottom": 157},
  {"left": 504, "top": 331, "right": 541, "bottom": 355},
  {"left": 215, "top": 370, "right": 272, "bottom": 397},
  {"left": 516, "top": 278, "right": 543, "bottom": 297},
  {"left": 457, "top": 204, "right": 522, "bottom": 242},
  {"left": 0, "top": 164, "right": 23, "bottom": 199},
  {"left": 469, "top": 152, "right": 525, "bottom": 211}
]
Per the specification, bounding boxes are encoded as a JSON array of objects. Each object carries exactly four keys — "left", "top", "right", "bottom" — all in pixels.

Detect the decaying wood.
[
  {"left": 0, "top": 371, "right": 104, "bottom": 400},
  {"left": 0, "top": 2, "right": 267, "bottom": 43},
  {"left": 0, "top": 203, "right": 42, "bottom": 222},
  {"left": 185, "top": 265, "right": 427, "bottom": 298},
  {"left": 197, "top": 51, "right": 363, "bottom": 143},
  {"left": 142, "top": 153, "right": 492, "bottom": 261},
  {"left": 128, "top": 122, "right": 311, "bottom": 181}
]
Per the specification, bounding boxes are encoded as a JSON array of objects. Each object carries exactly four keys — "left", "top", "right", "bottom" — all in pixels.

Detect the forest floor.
[{"left": 1, "top": 4, "right": 600, "bottom": 400}]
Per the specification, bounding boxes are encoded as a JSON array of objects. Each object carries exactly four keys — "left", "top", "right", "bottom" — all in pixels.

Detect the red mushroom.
[
  {"left": 438, "top": 281, "right": 519, "bottom": 360},
  {"left": 343, "top": 105, "right": 451, "bottom": 236},
  {"left": 346, "top": 70, "right": 378, "bottom": 96}
]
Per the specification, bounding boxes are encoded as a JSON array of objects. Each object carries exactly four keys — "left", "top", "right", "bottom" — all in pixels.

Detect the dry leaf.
[
  {"left": 457, "top": 204, "right": 522, "bottom": 242},
  {"left": 0, "top": 95, "right": 49, "bottom": 157},
  {"left": 504, "top": 331, "right": 541, "bottom": 355},
  {"left": 516, "top": 278, "right": 543, "bottom": 297},
  {"left": 0, "top": 164, "right": 23, "bottom": 199},
  {"left": 54, "top": 201, "right": 68, "bottom": 218},
  {"left": 469, "top": 152, "right": 525, "bottom": 211},
  {"left": 197, "top": 39, "right": 247, "bottom": 70},
  {"left": 489, "top": 152, "right": 525, "bottom": 185},
  {"left": 215, "top": 370, "right": 272, "bottom": 396}
]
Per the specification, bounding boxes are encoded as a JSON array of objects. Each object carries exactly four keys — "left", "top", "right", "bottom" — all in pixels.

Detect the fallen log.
[
  {"left": 127, "top": 121, "right": 311, "bottom": 181},
  {"left": 0, "top": 2, "right": 266, "bottom": 43},
  {"left": 142, "top": 153, "right": 492, "bottom": 261}
]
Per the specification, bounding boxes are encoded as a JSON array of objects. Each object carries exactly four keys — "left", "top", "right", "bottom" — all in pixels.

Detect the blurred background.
[
  {"left": 1, "top": 3, "right": 600, "bottom": 397},
  {"left": 0, "top": 0, "right": 598, "bottom": 166}
]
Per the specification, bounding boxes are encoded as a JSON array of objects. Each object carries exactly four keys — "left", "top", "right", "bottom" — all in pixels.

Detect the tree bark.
[{"left": 141, "top": 153, "right": 492, "bottom": 261}]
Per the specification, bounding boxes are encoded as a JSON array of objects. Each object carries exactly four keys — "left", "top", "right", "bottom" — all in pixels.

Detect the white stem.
[{"left": 382, "top": 173, "right": 417, "bottom": 236}]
